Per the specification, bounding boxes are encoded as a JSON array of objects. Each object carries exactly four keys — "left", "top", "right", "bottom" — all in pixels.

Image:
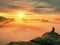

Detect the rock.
[
  {"left": 6, "top": 27, "right": 60, "bottom": 45},
  {"left": 30, "top": 27, "right": 60, "bottom": 45}
]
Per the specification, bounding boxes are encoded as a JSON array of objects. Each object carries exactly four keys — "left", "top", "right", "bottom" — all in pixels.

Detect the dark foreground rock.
[{"left": 6, "top": 27, "right": 60, "bottom": 45}]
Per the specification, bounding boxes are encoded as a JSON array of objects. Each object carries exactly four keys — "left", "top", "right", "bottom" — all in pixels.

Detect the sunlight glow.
[
  {"left": 13, "top": 11, "right": 26, "bottom": 24},
  {"left": 18, "top": 12, "right": 25, "bottom": 19}
]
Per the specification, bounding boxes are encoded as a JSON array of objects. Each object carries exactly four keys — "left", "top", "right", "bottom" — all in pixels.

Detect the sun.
[
  {"left": 18, "top": 12, "right": 25, "bottom": 18},
  {"left": 13, "top": 11, "right": 25, "bottom": 24}
]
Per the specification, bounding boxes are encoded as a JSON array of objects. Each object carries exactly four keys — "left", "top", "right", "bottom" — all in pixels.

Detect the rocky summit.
[{"left": 7, "top": 27, "right": 60, "bottom": 45}]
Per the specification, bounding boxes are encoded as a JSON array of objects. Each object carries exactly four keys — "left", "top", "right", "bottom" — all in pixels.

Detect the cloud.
[
  {"left": 0, "top": 16, "right": 14, "bottom": 26},
  {"left": 53, "top": 18, "right": 60, "bottom": 24},
  {"left": 0, "top": 0, "right": 60, "bottom": 14},
  {"left": 40, "top": 19, "right": 60, "bottom": 24},
  {"left": 23, "top": 18, "right": 60, "bottom": 24},
  {"left": 44, "top": 0, "right": 60, "bottom": 12},
  {"left": 22, "top": 19, "right": 52, "bottom": 23},
  {"left": 41, "top": 19, "right": 51, "bottom": 23}
]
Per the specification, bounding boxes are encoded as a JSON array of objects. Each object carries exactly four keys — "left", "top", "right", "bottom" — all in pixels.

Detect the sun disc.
[{"left": 18, "top": 12, "right": 24, "bottom": 18}]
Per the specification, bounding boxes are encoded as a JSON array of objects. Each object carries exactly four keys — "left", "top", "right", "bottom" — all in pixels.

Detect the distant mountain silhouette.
[
  {"left": 0, "top": 16, "right": 14, "bottom": 27},
  {"left": 0, "top": 16, "right": 7, "bottom": 22},
  {"left": 6, "top": 27, "right": 60, "bottom": 45}
]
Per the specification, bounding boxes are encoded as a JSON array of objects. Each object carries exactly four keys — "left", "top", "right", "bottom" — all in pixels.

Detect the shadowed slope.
[{"left": 7, "top": 27, "right": 60, "bottom": 45}]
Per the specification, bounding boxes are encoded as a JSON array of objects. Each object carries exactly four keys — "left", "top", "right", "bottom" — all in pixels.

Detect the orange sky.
[
  {"left": 0, "top": 11, "right": 60, "bottom": 45},
  {"left": 0, "top": 0, "right": 60, "bottom": 45}
]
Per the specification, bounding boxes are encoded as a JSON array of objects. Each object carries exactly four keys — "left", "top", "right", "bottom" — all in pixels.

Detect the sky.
[
  {"left": 0, "top": 0, "right": 60, "bottom": 14},
  {"left": 0, "top": 0, "right": 60, "bottom": 45}
]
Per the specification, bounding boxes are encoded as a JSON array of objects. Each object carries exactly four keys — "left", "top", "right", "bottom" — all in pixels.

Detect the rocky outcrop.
[
  {"left": 30, "top": 27, "right": 60, "bottom": 45},
  {"left": 7, "top": 27, "right": 60, "bottom": 45}
]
